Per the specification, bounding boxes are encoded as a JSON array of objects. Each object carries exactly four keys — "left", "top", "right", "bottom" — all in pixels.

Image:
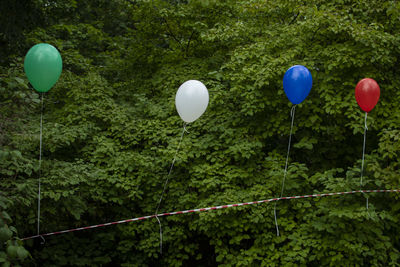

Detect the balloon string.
[
  {"left": 360, "top": 112, "right": 370, "bottom": 213},
  {"left": 155, "top": 122, "right": 187, "bottom": 254},
  {"left": 360, "top": 112, "right": 368, "bottom": 186},
  {"left": 37, "top": 93, "right": 44, "bottom": 236},
  {"left": 274, "top": 105, "right": 296, "bottom": 236}
]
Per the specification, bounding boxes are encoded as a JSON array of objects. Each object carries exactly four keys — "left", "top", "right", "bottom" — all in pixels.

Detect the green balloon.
[{"left": 24, "top": 43, "right": 62, "bottom": 93}]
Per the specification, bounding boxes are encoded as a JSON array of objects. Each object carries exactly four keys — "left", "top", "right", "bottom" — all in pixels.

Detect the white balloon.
[{"left": 175, "top": 80, "right": 209, "bottom": 123}]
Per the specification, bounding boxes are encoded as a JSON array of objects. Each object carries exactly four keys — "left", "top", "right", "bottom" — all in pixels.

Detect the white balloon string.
[
  {"left": 274, "top": 105, "right": 296, "bottom": 237},
  {"left": 155, "top": 122, "right": 187, "bottom": 254},
  {"left": 155, "top": 215, "right": 162, "bottom": 253},
  {"left": 360, "top": 112, "right": 370, "bottom": 213},
  {"left": 37, "top": 93, "right": 44, "bottom": 236}
]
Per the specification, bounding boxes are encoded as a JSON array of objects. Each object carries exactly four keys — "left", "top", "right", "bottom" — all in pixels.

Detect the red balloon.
[{"left": 355, "top": 78, "right": 380, "bottom": 113}]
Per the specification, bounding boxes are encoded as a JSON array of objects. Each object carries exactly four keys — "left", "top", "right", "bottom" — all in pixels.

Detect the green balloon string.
[{"left": 37, "top": 93, "right": 44, "bottom": 237}]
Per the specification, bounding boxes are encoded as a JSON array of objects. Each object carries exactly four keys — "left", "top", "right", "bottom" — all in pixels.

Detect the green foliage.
[
  {"left": 0, "top": 0, "right": 400, "bottom": 265},
  {"left": 0, "top": 195, "right": 30, "bottom": 265}
]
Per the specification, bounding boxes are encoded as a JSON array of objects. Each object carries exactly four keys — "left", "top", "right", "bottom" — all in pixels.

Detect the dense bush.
[{"left": 1, "top": 0, "right": 399, "bottom": 265}]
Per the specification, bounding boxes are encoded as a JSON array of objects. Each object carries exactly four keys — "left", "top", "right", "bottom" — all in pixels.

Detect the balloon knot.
[
  {"left": 290, "top": 105, "right": 296, "bottom": 118},
  {"left": 183, "top": 123, "right": 190, "bottom": 133}
]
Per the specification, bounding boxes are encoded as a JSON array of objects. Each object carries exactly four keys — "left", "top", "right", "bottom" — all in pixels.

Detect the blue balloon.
[{"left": 283, "top": 65, "right": 313, "bottom": 104}]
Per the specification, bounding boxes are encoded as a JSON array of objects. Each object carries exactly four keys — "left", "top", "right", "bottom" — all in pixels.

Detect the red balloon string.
[{"left": 360, "top": 112, "right": 371, "bottom": 214}]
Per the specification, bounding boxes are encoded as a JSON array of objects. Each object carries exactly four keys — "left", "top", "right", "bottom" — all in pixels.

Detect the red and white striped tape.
[{"left": 22, "top": 189, "right": 400, "bottom": 241}]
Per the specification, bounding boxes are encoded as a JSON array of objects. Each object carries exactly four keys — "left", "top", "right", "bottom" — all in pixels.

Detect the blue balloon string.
[{"left": 274, "top": 105, "right": 296, "bottom": 236}]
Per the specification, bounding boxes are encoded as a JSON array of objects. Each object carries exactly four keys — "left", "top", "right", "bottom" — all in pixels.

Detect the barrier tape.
[{"left": 22, "top": 189, "right": 400, "bottom": 241}]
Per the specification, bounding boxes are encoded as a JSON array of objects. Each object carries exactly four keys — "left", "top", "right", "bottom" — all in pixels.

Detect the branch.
[
  {"left": 311, "top": 25, "right": 322, "bottom": 42},
  {"left": 162, "top": 17, "right": 184, "bottom": 49},
  {"left": 288, "top": 11, "right": 300, "bottom": 25},
  {"left": 185, "top": 30, "right": 195, "bottom": 56}
]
